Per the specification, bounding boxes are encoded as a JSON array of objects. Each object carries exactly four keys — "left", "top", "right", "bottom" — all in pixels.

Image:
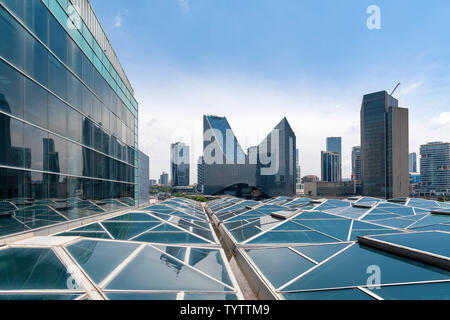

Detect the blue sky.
[{"left": 91, "top": 0, "right": 450, "bottom": 181}]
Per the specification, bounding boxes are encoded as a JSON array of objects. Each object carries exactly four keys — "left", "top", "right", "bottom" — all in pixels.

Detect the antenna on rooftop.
[{"left": 390, "top": 83, "right": 401, "bottom": 96}]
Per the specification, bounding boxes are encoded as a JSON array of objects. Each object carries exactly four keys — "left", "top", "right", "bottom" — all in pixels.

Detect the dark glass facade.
[
  {"left": 326, "top": 137, "right": 341, "bottom": 181},
  {"left": 0, "top": 0, "right": 138, "bottom": 237},
  {"left": 321, "top": 151, "right": 339, "bottom": 182},
  {"left": 360, "top": 91, "right": 408, "bottom": 199}
]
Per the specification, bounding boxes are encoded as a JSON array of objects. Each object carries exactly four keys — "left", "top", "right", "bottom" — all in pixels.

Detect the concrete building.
[
  {"left": 138, "top": 150, "right": 150, "bottom": 206},
  {"left": 170, "top": 142, "right": 190, "bottom": 187},
  {"left": 419, "top": 142, "right": 450, "bottom": 197},
  {"left": 304, "top": 181, "right": 355, "bottom": 198},
  {"left": 360, "top": 91, "right": 409, "bottom": 199},
  {"left": 202, "top": 115, "right": 296, "bottom": 198},
  {"left": 302, "top": 175, "right": 319, "bottom": 183},
  {"left": 352, "top": 146, "right": 361, "bottom": 191}
]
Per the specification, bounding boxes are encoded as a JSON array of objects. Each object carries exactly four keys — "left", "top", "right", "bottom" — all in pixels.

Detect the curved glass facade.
[{"left": 0, "top": 0, "right": 138, "bottom": 238}]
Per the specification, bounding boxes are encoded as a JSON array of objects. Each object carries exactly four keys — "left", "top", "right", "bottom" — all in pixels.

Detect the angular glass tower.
[
  {"left": 360, "top": 91, "right": 408, "bottom": 199},
  {"left": 0, "top": 0, "right": 138, "bottom": 237},
  {"left": 202, "top": 115, "right": 296, "bottom": 197}
]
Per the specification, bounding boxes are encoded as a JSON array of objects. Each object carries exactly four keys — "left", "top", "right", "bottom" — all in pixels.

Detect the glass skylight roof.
[
  {"left": 209, "top": 196, "right": 450, "bottom": 300},
  {"left": 0, "top": 197, "right": 242, "bottom": 300},
  {"left": 1, "top": 195, "right": 449, "bottom": 300}
]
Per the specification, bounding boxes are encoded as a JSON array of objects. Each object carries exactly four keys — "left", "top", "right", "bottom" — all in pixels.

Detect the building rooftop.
[{"left": 0, "top": 196, "right": 449, "bottom": 300}]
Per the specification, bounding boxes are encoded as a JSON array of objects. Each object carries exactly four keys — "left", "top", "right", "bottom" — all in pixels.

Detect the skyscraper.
[
  {"left": 170, "top": 142, "right": 190, "bottom": 187},
  {"left": 197, "top": 156, "right": 205, "bottom": 192},
  {"left": 0, "top": 0, "right": 138, "bottom": 236},
  {"left": 321, "top": 151, "right": 340, "bottom": 182},
  {"left": 202, "top": 115, "right": 296, "bottom": 197},
  {"left": 419, "top": 142, "right": 450, "bottom": 197},
  {"left": 296, "top": 149, "right": 301, "bottom": 189},
  {"left": 409, "top": 152, "right": 417, "bottom": 173},
  {"left": 326, "top": 137, "right": 342, "bottom": 181},
  {"left": 360, "top": 91, "right": 409, "bottom": 199},
  {"left": 160, "top": 172, "right": 169, "bottom": 187},
  {"left": 352, "top": 146, "right": 361, "bottom": 186},
  {"left": 138, "top": 150, "right": 149, "bottom": 205}
]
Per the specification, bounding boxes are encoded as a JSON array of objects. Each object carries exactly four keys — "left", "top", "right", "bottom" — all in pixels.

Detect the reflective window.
[
  {"left": 0, "top": 5, "right": 24, "bottom": 70},
  {"left": 48, "top": 55, "right": 67, "bottom": 100},
  {"left": 67, "top": 142, "right": 82, "bottom": 176},
  {"left": 67, "top": 37, "right": 82, "bottom": 78},
  {"left": 24, "top": 31, "right": 48, "bottom": 86},
  {"left": 0, "top": 59, "right": 24, "bottom": 118},
  {"left": 48, "top": 14, "right": 66, "bottom": 63},
  {"left": 67, "top": 72, "right": 82, "bottom": 112},
  {"left": 25, "top": 0, "right": 48, "bottom": 45},
  {"left": 48, "top": 94, "right": 67, "bottom": 137},
  {"left": 24, "top": 78, "right": 48, "bottom": 129},
  {"left": 67, "top": 107, "right": 82, "bottom": 143},
  {"left": 0, "top": 114, "right": 24, "bottom": 168},
  {"left": 47, "top": 134, "right": 68, "bottom": 174},
  {"left": 23, "top": 123, "right": 48, "bottom": 171}
]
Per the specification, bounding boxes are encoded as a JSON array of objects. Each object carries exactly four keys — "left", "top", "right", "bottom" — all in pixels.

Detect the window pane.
[
  {"left": 82, "top": 86, "right": 93, "bottom": 117},
  {"left": 25, "top": 0, "right": 48, "bottom": 45},
  {"left": 67, "top": 141, "right": 82, "bottom": 176},
  {"left": 0, "top": 4, "right": 25, "bottom": 70},
  {"left": 0, "top": 59, "right": 23, "bottom": 118},
  {"left": 49, "top": 14, "right": 66, "bottom": 63},
  {"left": 24, "top": 31, "right": 48, "bottom": 86},
  {"left": 48, "top": 55, "right": 67, "bottom": 100},
  {"left": 23, "top": 123, "right": 48, "bottom": 171},
  {"left": 0, "top": 114, "right": 24, "bottom": 168},
  {"left": 67, "top": 72, "right": 82, "bottom": 111},
  {"left": 0, "top": 168, "right": 24, "bottom": 201},
  {"left": 47, "top": 134, "right": 68, "bottom": 174},
  {"left": 67, "top": 37, "right": 82, "bottom": 78},
  {"left": 67, "top": 107, "right": 82, "bottom": 143},
  {"left": 24, "top": 78, "right": 48, "bottom": 129},
  {"left": 48, "top": 94, "right": 67, "bottom": 137}
]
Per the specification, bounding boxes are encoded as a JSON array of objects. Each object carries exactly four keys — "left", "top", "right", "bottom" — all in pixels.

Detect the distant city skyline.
[{"left": 90, "top": 0, "right": 450, "bottom": 182}]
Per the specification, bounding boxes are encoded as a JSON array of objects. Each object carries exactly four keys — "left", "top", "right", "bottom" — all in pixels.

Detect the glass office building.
[
  {"left": 360, "top": 91, "right": 409, "bottom": 199},
  {"left": 321, "top": 151, "right": 340, "bottom": 182},
  {"left": 170, "top": 142, "right": 190, "bottom": 187},
  {"left": 202, "top": 115, "right": 296, "bottom": 198},
  {"left": 409, "top": 152, "right": 417, "bottom": 173},
  {"left": 0, "top": 0, "right": 138, "bottom": 238},
  {"left": 419, "top": 142, "right": 450, "bottom": 196},
  {"left": 326, "top": 137, "right": 342, "bottom": 181},
  {"left": 352, "top": 146, "right": 361, "bottom": 187}
]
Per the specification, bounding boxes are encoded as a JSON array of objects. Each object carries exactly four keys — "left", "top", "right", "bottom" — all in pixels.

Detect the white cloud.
[
  {"left": 114, "top": 9, "right": 128, "bottom": 28},
  {"left": 398, "top": 80, "right": 424, "bottom": 96},
  {"left": 177, "top": 0, "right": 190, "bottom": 13},
  {"left": 114, "top": 12, "right": 122, "bottom": 28},
  {"left": 134, "top": 70, "right": 363, "bottom": 182},
  {"left": 430, "top": 112, "right": 450, "bottom": 128}
]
